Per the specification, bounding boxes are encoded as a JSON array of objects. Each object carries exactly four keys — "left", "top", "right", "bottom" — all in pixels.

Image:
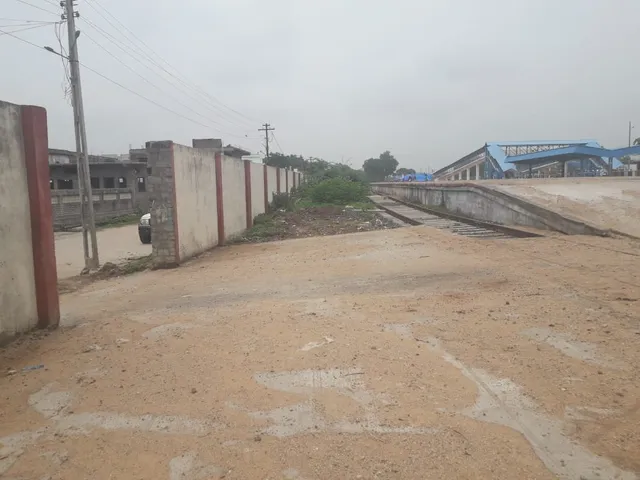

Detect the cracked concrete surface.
[
  {"left": 522, "top": 326, "right": 628, "bottom": 370},
  {"left": 423, "top": 336, "right": 635, "bottom": 480},
  {"left": 1, "top": 226, "right": 639, "bottom": 479}
]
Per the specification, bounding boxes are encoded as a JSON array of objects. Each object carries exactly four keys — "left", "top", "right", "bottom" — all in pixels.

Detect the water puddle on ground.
[
  {"left": 424, "top": 336, "right": 636, "bottom": 480},
  {"left": 522, "top": 327, "right": 627, "bottom": 370}
]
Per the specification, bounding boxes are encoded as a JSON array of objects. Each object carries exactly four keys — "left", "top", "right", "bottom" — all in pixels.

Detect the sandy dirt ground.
[
  {"left": 2, "top": 226, "right": 640, "bottom": 479},
  {"left": 489, "top": 178, "right": 640, "bottom": 238},
  {"left": 55, "top": 224, "right": 151, "bottom": 279}
]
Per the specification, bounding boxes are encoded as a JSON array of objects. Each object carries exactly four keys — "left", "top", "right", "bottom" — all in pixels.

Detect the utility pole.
[
  {"left": 258, "top": 123, "right": 275, "bottom": 160},
  {"left": 64, "top": 0, "right": 99, "bottom": 268},
  {"left": 629, "top": 121, "right": 633, "bottom": 147}
]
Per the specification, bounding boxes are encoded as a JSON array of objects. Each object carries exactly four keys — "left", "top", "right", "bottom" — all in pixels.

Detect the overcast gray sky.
[{"left": 2, "top": 0, "right": 639, "bottom": 170}]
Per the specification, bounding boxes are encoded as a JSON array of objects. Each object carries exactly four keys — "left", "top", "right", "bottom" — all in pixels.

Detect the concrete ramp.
[
  {"left": 490, "top": 178, "right": 640, "bottom": 238},
  {"left": 372, "top": 179, "right": 640, "bottom": 237}
]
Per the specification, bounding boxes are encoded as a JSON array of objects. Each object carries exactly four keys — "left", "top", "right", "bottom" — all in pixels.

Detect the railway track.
[{"left": 370, "top": 195, "right": 541, "bottom": 239}]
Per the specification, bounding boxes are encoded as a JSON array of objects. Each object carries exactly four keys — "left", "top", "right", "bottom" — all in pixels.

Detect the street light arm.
[{"left": 44, "top": 45, "right": 69, "bottom": 60}]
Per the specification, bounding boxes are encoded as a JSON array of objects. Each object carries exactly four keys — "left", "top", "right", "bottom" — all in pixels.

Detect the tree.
[
  {"left": 305, "top": 157, "right": 331, "bottom": 177},
  {"left": 396, "top": 168, "right": 416, "bottom": 175},
  {"left": 634, "top": 137, "right": 640, "bottom": 146},
  {"left": 362, "top": 151, "right": 399, "bottom": 182},
  {"left": 263, "top": 152, "right": 305, "bottom": 170}
]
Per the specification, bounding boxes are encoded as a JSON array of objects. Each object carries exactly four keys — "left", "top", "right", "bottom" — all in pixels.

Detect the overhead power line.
[
  {"left": 12, "top": 0, "right": 60, "bottom": 17},
  {"left": 79, "top": 14, "right": 257, "bottom": 136},
  {"left": 78, "top": 63, "right": 216, "bottom": 131},
  {"left": 0, "top": 22, "right": 59, "bottom": 36},
  {"left": 0, "top": 22, "right": 56, "bottom": 28},
  {"left": 272, "top": 132, "right": 284, "bottom": 154},
  {"left": 54, "top": 21, "right": 72, "bottom": 102},
  {"left": 0, "top": 17, "right": 59, "bottom": 22},
  {"left": 0, "top": 27, "right": 253, "bottom": 135},
  {"left": 83, "top": 0, "right": 258, "bottom": 125},
  {"left": 81, "top": 31, "right": 253, "bottom": 138},
  {"left": 0, "top": 25, "right": 42, "bottom": 46}
]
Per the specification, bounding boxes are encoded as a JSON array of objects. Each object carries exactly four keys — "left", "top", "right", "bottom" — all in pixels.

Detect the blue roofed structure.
[
  {"left": 432, "top": 140, "right": 625, "bottom": 181},
  {"left": 506, "top": 145, "right": 640, "bottom": 166}
]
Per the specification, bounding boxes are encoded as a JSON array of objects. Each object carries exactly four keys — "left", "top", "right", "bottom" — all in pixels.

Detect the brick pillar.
[
  {"left": 263, "top": 164, "right": 268, "bottom": 212},
  {"left": 292, "top": 170, "right": 296, "bottom": 190},
  {"left": 22, "top": 106, "right": 59, "bottom": 329},
  {"left": 285, "top": 168, "right": 289, "bottom": 193},
  {"left": 244, "top": 160, "right": 252, "bottom": 229},
  {"left": 215, "top": 152, "right": 225, "bottom": 245},
  {"left": 147, "top": 141, "right": 180, "bottom": 267}
]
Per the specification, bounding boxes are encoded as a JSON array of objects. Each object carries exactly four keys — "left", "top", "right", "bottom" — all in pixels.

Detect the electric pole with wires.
[
  {"left": 258, "top": 123, "right": 275, "bottom": 160},
  {"left": 64, "top": 0, "right": 99, "bottom": 269}
]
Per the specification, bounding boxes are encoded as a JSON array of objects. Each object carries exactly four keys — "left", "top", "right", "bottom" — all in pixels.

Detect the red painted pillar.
[
  {"left": 292, "top": 170, "right": 296, "bottom": 190},
  {"left": 263, "top": 164, "right": 268, "bottom": 212},
  {"left": 244, "top": 160, "right": 252, "bottom": 229},
  {"left": 21, "top": 105, "right": 60, "bottom": 329},
  {"left": 276, "top": 167, "right": 281, "bottom": 194},
  {"left": 215, "top": 152, "right": 225, "bottom": 245},
  {"left": 285, "top": 168, "right": 289, "bottom": 193}
]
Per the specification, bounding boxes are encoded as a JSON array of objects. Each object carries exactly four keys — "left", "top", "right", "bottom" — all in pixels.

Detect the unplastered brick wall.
[
  {"left": 147, "top": 141, "right": 179, "bottom": 267},
  {"left": 147, "top": 140, "right": 302, "bottom": 268}
]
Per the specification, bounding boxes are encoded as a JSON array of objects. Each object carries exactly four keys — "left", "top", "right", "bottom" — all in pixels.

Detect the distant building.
[
  {"left": 132, "top": 139, "right": 252, "bottom": 163},
  {"left": 191, "top": 138, "right": 251, "bottom": 158},
  {"left": 48, "top": 149, "right": 149, "bottom": 229},
  {"left": 48, "top": 148, "right": 148, "bottom": 193},
  {"left": 432, "top": 140, "right": 624, "bottom": 181}
]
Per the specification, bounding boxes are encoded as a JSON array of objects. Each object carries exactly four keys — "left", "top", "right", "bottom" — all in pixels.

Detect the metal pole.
[
  {"left": 64, "top": 0, "right": 89, "bottom": 267},
  {"left": 65, "top": 0, "right": 99, "bottom": 268}
]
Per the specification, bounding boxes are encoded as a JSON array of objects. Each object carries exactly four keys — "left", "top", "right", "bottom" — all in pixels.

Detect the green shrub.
[
  {"left": 307, "top": 178, "right": 369, "bottom": 205},
  {"left": 252, "top": 213, "right": 271, "bottom": 225},
  {"left": 270, "top": 192, "right": 294, "bottom": 211}
]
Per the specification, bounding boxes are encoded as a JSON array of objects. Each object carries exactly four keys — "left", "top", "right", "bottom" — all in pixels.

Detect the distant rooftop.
[
  {"left": 48, "top": 148, "right": 132, "bottom": 165},
  {"left": 506, "top": 145, "right": 640, "bottom": 166},
  {"left": 191, "top": 138, "right": 252, "bottom": 158},
  {"left": 433, "top": 139, "right": 619, "bottom": 178}
]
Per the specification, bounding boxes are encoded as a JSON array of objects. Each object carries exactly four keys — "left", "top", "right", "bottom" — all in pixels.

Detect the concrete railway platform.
[{"left": 373, "top": 177, "right": 640, "bottom": 238}]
